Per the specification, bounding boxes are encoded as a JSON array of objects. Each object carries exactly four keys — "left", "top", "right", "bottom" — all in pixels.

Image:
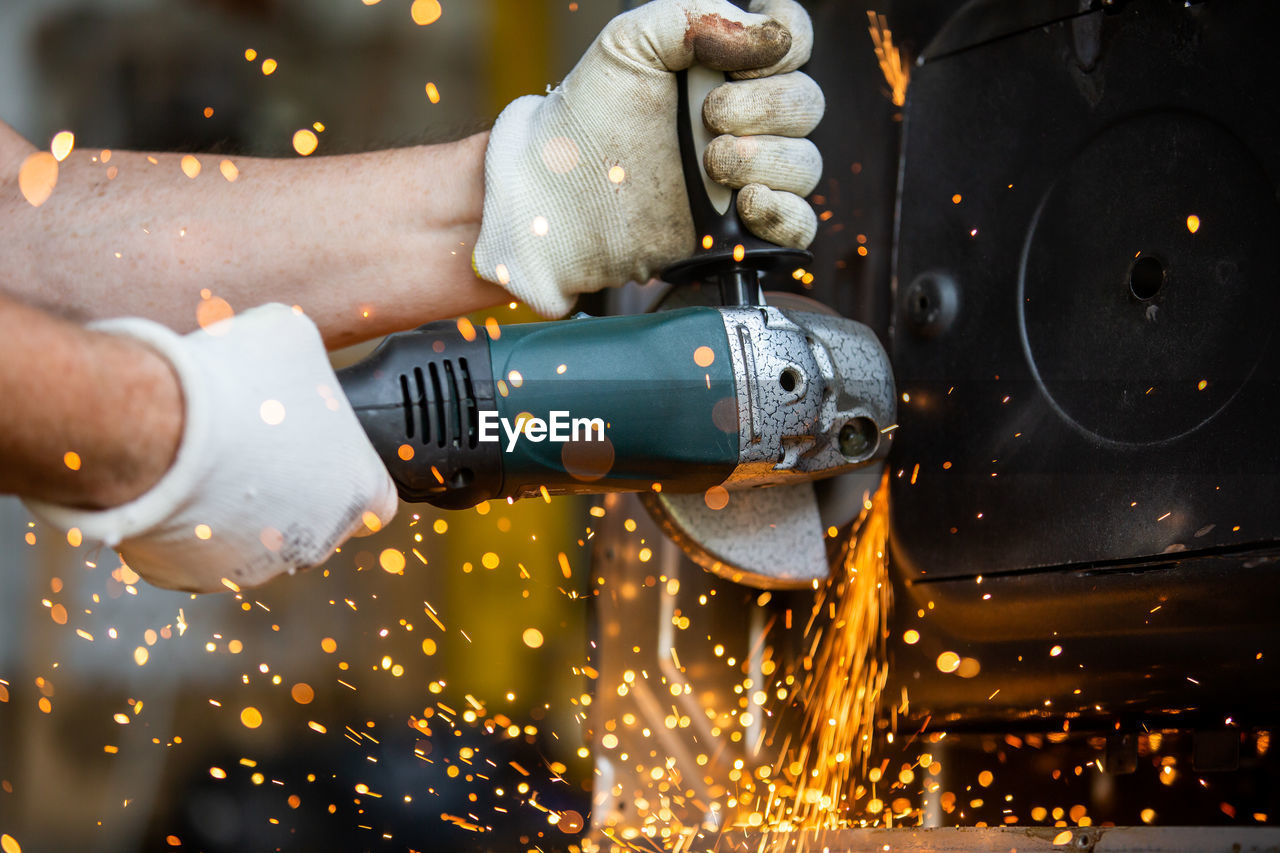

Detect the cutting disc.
[{"left": 641, "top": 288, "right": 884, "bottom": 589}]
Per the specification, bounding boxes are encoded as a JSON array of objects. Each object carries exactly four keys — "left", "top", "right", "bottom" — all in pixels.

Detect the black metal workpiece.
[{"left": 886, "top": 0, "right": 1280, "bottom": 725}]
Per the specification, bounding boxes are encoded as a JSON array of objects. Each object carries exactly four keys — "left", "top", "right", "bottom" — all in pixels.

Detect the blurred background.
[
  {"left": 0, "top": 1, "right": 619, "bottom": 851},
  {"left": 0, "top": 0, "right": 613, "bottom": 153}
]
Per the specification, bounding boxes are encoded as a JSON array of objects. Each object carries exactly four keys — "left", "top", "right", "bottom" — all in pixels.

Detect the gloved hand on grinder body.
[
  {"left": 24, "top": 305, "right": 398, "bottom": 594},
  {"left": 475, "top": 0, "right": 824, "bottom": 317}
]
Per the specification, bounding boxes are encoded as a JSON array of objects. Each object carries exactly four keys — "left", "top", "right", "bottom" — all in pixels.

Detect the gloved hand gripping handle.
[
  {"left": 338, "top": 6, "right": 842, "bottom": 510},
  {"left": 660, "top": 59, "right": 812, "bottom": 305}
]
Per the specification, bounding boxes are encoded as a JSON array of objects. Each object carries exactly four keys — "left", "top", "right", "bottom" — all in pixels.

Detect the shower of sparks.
[
  {"left": 761, "top": 476, "right": 892, "bottom": 834},
  {"left": 867, "top": 12, "right": 910, "bottom": 108},
  {"left": 589, "top": 479, "right": 900, "bottom": 848}
]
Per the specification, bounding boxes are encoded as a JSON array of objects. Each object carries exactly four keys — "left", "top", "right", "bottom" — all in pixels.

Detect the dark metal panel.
[
  {"left": 888, "top": 548, "right": 1280, "bottom": 729},
  {"left": 889, "top": 0, "right": 1280, "bottom": 581}
]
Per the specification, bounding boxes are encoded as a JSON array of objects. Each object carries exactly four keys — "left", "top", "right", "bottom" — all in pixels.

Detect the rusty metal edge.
[{"left": 704, "top": 826, "right": 1280, "bottom": 853}]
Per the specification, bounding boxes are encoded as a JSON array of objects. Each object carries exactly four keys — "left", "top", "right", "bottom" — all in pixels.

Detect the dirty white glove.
[
  {"left": 24, "top": 304, "right": 398, "bottom": 593},
  {"left": 474, "top": 0, "right": 824, "bottom": 317}
]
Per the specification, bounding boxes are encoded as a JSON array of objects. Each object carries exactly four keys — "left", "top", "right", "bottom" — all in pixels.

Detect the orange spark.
[
  {"left": 18, "top": 152, "right": 58, "bottom": 207},
  {"left": 867, "top": 11, "right": 910, "bottom": 107}
]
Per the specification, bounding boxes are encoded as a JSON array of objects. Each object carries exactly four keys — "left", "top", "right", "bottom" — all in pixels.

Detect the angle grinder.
[{"left": 335, "top": 65, "right": 895, "bottom": 588}]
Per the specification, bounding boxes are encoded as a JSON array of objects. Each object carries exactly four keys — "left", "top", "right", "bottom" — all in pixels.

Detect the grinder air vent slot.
[
  {"left": 443, "top": 360, "right": 463, "bottom": 448},
  {"left": 413, "top": 367, "right": 430, "bottom": 445},
  {"left": 427, "top": 362, "right": 446, "bottom": 448},
  {"left": 458, "top": 358, "right": 479, "bottom": 449},
  {"left": 398, "top": 373, "right": 415, "bottom": 440}
]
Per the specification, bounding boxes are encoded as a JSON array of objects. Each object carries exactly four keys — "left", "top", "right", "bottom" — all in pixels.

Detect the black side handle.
[{"left": 661, "top": 60, "right": 812, "bottom": 305}]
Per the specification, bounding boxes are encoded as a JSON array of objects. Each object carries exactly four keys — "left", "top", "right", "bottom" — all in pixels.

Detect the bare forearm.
[
  {"left": 0, "top": 126, "right": 507, "bottom": 348},
  {"left": 0, "top": 292, "right": 182, "bottom": 508}
]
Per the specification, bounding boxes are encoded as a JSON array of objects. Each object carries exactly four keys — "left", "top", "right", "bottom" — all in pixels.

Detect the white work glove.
[
  {"left": 24, "top": 304, "right": 398, "bottom": 593},
  {"left": 474, "top": 0, "right": 824, "bottom": 317}
]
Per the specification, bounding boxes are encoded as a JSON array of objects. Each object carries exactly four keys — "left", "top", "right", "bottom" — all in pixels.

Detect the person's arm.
[
  {"left": 0, "top": 0, "right": 822, "bottom": 344},
  {"left": 13, "top": 295, "right": 398, "bottom": 592},
  {"left": 0, "top": 125, "right": 508, "bottom": 349},
  {"left": 0, "top": 291, "right": 182, "bottom": 508}
]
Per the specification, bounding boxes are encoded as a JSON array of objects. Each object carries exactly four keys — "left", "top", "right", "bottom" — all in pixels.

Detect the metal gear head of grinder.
[{"left": 336, "top": 65, "right": 895, "bottom": 590}]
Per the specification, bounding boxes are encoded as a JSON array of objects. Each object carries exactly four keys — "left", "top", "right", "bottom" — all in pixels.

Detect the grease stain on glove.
[{"left": 682, "top": 11, "right": 790, "bottom": 70}]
